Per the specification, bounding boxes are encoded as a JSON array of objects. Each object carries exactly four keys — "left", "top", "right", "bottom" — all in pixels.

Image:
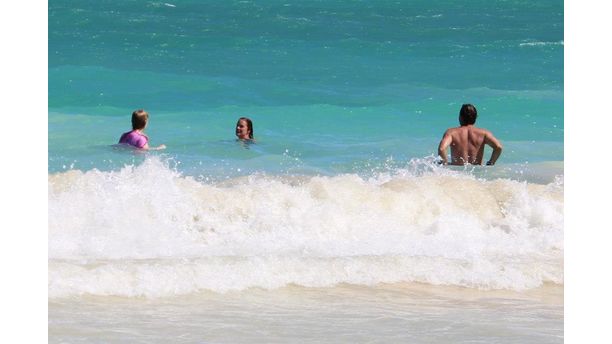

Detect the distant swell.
[
  {"left": 49, "top": 158, "right": 563, "bottom": 297},
  {"left": 519, "top": 41, "right": 564, "bottom": 47}
]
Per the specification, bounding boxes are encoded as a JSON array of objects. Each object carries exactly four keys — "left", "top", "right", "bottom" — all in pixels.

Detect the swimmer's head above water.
[
  {"left": 236, "top": 117, "right": 254, "bottom": 140},
  {"left": 131, "top": 109, "right": 149, "bottom": 130},
  {"left": 459, "top": 104, "right": 477, "bottom": 126}
]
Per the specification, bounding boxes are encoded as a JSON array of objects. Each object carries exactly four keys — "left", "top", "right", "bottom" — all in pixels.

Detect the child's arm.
[{"left": 141, "top": 143, "right": 166, "bottom": 150}]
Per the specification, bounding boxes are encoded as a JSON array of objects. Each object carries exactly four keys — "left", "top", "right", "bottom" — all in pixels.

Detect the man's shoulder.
[{"left": 478, "top": 127, "right": 497, "bottom": 136}]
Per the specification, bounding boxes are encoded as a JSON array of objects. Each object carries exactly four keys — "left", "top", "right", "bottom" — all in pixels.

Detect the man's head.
[
  {"left": 131, "top": 109, "right": 149, "bottom": 130},
  {"left": 459, "top": 104, "right": 477, "bottom": 126}
]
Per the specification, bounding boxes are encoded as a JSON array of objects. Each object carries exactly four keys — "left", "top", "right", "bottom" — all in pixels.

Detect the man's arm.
[
  {"left": 484, "top": 131, "right": 502, "bottom": 165},
  {"left": 437, "top": 130, "right": 452, "bottom": 165}
]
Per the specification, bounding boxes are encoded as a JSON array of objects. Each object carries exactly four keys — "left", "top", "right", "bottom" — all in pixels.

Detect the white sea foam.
[
  {"left": 48, "top": 158, "right": 563, "bottom": 297},
  {"left": 519, "top": 41, "right": 564, "bottom": 47}
]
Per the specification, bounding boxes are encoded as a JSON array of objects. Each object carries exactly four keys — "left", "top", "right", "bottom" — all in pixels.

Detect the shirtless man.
[{"left": 437, "top": 104, "right": 503, "bottom": 165}]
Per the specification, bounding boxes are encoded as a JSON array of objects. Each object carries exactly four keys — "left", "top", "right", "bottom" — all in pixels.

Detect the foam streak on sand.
[{"left": 49, "top": 158, "right": 563, "bottom": 297}]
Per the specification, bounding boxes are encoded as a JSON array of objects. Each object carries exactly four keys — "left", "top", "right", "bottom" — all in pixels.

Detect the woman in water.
[{"left": 235, "top": 117, "right": 254, "bottom": 141}]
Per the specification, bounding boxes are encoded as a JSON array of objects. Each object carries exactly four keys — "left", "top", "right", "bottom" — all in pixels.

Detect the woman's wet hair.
[
  {"left": 131, "top": 109, "right": 149, "bottom": 130},
  {"left": 459, "top": 104, "right": 477, "bottom": 126},
  {"left": 238, "top": 117, "right": 254, "bottom": 139}
]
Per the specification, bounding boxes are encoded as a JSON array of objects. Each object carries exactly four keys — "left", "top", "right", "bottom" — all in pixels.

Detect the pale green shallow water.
[{"left": 49, "top": 284, "right": 563, "bottom": 344}]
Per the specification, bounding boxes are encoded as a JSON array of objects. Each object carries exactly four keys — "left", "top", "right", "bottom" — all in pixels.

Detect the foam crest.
[
  {"left": 519, "top": 41, "right": 564, "bottom": 47},
  {"left": 49, "top": 158, "right": 563, "bottom": 297}
]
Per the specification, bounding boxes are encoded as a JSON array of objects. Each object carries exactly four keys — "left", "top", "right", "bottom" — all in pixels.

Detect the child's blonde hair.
[{"left": 131, "top": 109, "right": 149, "bottom": 130}]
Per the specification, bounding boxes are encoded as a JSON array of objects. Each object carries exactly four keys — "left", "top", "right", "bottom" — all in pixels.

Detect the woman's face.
[{"left": 236, "top": 119, "right": 250, "bottom": 139}]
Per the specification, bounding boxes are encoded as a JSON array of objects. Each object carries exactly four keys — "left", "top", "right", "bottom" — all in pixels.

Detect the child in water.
[
  {"left": 118, "top": 109, "right": 166, "bottom": 150},
  {"left": 235, "top": 117, "right": 254, "bottom": 141}
]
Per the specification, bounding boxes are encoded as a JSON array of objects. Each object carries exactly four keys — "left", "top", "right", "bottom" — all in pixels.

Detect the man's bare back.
[{"left": 437, "top": 104, "right": 503, "bottom": 166}]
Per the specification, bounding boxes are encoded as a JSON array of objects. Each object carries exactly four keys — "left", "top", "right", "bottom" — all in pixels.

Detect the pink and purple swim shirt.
[{"left": 118, "top": 130, "right": 148, "bottom": 148}]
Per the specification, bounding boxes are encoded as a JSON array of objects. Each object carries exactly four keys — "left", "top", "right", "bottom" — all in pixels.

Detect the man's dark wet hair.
[{"left": 459, "top": 104, "right": 477, "bottom": 126}]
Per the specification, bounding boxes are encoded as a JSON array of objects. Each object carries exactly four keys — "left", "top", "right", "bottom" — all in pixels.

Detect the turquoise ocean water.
[
  {"left": 49, "top": 0, "right": 563, "bottom": 177},
  {"left": 49, "top": 1, "right": 563, "bottom": 342}
]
